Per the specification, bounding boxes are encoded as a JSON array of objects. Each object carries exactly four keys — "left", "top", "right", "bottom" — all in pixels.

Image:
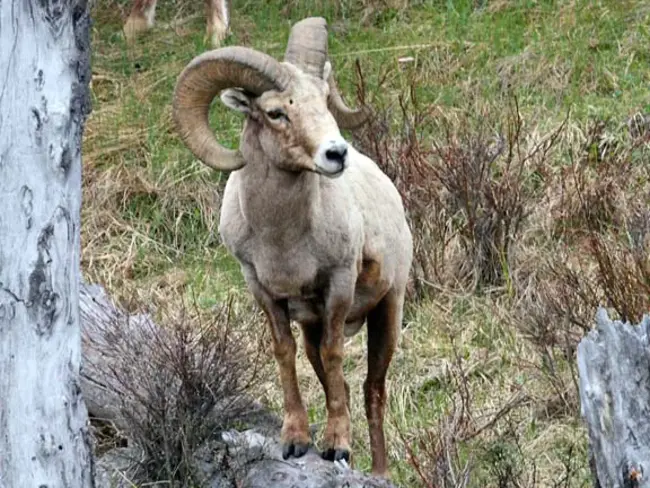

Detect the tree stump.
[
  {"left": 0, "top": 0, "right": 94, "bottom": 486},
  {"left": 577, "top": 307, "right": 650, "bottom": 488}
]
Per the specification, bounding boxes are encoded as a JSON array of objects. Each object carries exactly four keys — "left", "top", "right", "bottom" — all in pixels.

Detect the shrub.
[
  {"left": 86, "top": 294, "right": 268, "bottom": 486},
  {"left": 520, "top": 119, "right": 650, "bottom": 342},
  {"left": 352, "top": 66, "right": 564, "bottom": 296}
]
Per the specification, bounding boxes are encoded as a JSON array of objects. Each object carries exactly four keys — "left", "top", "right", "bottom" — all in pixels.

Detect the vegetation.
[{"left": 85, "top": 0, "right": 649, "bottom": 486}]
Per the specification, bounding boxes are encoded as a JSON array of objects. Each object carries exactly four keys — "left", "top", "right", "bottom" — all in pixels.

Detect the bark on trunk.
[
  {"left": 577, "top": 307, "right": 650, "bottom": 488},
  {"left": 0, "top": 0, "right": 94, "bottom": 486},
  {"left": 78, "top": 280, "right": 157, "bottom": 434}
]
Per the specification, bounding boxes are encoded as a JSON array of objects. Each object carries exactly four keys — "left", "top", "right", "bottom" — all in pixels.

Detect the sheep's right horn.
[{"left": 173, "top": 46, "right": 289, "bottom": 171}]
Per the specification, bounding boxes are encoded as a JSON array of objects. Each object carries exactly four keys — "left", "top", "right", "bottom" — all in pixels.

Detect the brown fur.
[
  {"left": 123, "top": 0, "right": 230, "bottom": 47},
  {"left": 364, "top": 289, "right": 402, "bottom": 477}
]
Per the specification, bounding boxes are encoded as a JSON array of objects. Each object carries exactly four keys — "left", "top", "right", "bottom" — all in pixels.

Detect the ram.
[
  {"left": 123, "top": 0, "right": 230, "bottom": 47},
  {"left": 172, "top": 17, "right": 413, "bottom": 478}
]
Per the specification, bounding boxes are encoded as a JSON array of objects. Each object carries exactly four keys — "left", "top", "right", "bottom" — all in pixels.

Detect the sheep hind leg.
[
  {"left": 364, "top": 287, "right": 403, "bottom": 479},
  {"left": 124, "top": 0, "right": 157, "bottom": 44},
  {"left": 205, "top": 0, "right": 230, "bottom": 47}
]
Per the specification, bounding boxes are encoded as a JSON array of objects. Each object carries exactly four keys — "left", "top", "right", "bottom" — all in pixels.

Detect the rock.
[
  {"left": 221, "top": 428, "right": 398, "bottom": 488},
  {"left": 191, "top": 440, "right": 234, "bottom": 488},
  {"left": 94, "top": 447, "right": 143, "bottom": 488},
  {"left": 242, "top": 455, "right": 396, "bottom": 488},
  {"left": 222, "top": 429, "right": 269, "bottom": 459}
]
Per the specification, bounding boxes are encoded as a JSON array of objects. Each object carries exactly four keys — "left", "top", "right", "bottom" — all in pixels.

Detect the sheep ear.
[
  {"left": 323, "top": 61, "right": 332, "bottom": 81},
  {"left": 220, "top": 88, "right": 252, "bottom": 114}
]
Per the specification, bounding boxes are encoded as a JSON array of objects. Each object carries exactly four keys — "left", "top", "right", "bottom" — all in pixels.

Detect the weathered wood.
[
  {"left": 79, "top": 281, "right": 153, "bottom": 433},
  {"left": 0, "top": 0, "right": 94, "bottom": 486},
  {"left": 577, "top": 307, "right": 650, "bottom": 488}
]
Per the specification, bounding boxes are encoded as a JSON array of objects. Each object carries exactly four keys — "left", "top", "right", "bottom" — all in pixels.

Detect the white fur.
[{"left": 315, "top": 135, "right": 349, "bottom": 176}]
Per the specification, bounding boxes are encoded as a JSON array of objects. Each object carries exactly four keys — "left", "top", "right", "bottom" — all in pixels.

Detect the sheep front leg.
[
  {"left": 320, "top": 268, "right": 355, "bottom": 463},
  {"left": 242, "top": 267, "right": 311, "bottom": 459}
]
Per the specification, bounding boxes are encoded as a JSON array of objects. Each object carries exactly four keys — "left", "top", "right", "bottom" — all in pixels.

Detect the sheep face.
[{"left": 220, "top": 62, "right": 349, "bottom": 178}]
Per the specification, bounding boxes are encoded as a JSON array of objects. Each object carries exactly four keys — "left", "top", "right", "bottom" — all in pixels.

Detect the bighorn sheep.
[
  {"left": 123, "top": 0, "right": 230, "bottom": 47},
  {"left": 171, "top": 17, "right": 413, "bottom": 478}
]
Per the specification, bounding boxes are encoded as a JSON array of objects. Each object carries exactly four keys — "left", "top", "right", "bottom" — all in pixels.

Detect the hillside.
[{"left": 85, "top": 1, "right": 650, "bottom": 485}]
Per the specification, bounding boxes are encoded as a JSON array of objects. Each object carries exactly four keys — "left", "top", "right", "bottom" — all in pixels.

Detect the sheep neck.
[{"left": 240, "top": 160, "right": 320, "bottom": 244}]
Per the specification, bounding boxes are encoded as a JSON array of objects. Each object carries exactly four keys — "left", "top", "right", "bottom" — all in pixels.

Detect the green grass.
[{"left": 83, "top": 0, "right": 648, "bottom": 485}]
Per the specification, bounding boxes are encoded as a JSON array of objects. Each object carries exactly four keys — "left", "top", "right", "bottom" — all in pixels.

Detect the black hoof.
[
  {"left": 322, "top": 448, "right": 350, "bottom": 463},
  {"left": 282, "top": 441, "right": 310, "bottom": 460}
]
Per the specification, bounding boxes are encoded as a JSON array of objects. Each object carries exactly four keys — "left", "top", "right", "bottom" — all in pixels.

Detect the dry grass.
[{"left": 84, "top": 0, "right": 649, "bottom": 486}]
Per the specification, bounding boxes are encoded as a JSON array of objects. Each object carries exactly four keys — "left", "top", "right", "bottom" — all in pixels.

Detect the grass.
[{"left": 84, "top": 0, "right": 649, "bottom": 486}]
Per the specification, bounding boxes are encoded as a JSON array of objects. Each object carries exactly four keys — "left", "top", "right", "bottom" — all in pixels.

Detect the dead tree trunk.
[
  {"left": 0, "top": 0, "right": 94, "bottom": 486},
  {"left": 577, "top": 308, "right": 650, "bottom": 488}
]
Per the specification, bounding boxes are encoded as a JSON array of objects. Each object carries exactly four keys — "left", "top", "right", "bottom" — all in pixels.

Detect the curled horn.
[
  {"left": 326, "top": 66, "right": 371, "bottom": 130},
  {"left": 284, "top": 17, "right": 371, "bottom": 130},
  {"left": 172, "top": 46, "right": 289, "bottom": 171}
]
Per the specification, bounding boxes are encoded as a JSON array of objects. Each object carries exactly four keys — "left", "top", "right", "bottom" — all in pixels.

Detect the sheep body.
[
  {"left": 220, "top": 144, "right": 412, "bottom": 335},
  {"left": 172, "top": 17, "right": 413, "bottom": 478}
]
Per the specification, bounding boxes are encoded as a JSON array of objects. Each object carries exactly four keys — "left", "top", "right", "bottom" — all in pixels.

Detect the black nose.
[{"left": 325, "top": 146, "right": 348, "bottom": 164}]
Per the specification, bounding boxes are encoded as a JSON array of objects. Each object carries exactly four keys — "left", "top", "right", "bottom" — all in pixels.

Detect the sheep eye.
[{"left": 266, "top": 109, "right": 286, "bottom": 121}]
